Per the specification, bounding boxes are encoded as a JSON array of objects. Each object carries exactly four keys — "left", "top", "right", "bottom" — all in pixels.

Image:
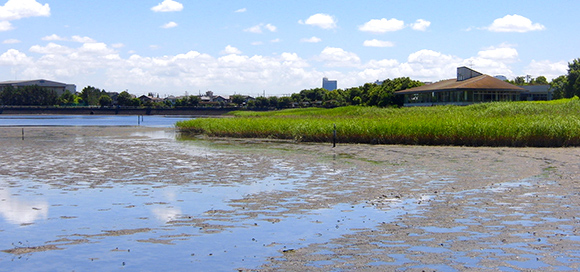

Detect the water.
[
  {"left": 1, "top": 126, "right": 579, "bottom": 271},
  {"left": 0, "top": 115, "right": 192, "bottom": 127}
]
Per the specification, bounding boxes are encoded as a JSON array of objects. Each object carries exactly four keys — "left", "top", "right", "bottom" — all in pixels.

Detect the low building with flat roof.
[
  {"left": 0, "top": 79, "right": 76, "bottom": 96},
  {"left": 395, "top": 67, "right": 525, "bottom": 106}
]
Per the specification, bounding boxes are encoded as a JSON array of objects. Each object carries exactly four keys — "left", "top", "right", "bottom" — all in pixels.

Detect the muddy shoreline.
[{"left": 1, "top": 126, "right": 579, "bottom": 271}]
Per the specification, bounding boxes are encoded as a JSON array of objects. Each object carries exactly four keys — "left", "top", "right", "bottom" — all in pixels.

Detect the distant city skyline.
[{"left": 0, "top": 0, "right": 576, "bottom": 97}]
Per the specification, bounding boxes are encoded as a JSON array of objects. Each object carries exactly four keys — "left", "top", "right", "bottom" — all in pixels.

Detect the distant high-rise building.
[{"left": 322, "top": 77, "right": 337, "bottom": 91}]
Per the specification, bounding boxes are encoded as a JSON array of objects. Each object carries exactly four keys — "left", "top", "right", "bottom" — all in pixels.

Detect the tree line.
[{"left": 1, "top": 58, "right": 579, "bottom": 108}]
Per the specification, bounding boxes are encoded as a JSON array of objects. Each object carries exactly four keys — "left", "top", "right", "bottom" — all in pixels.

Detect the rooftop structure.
[
  {"left": 0, "top": 79, "right": 76, "bottom": 96},
  {"left": 395, "top": 67, "right": 525, "bottom": 106}
]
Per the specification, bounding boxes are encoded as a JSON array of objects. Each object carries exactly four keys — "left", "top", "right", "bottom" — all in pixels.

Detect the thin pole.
[
  {"left": 138, "top": 115, "right": 141, "bottom": 125},
  {"left": 333, "top": 124, "right": 336, "bottom": 148},
  {"left": 22, "top": 128, "right": 24, "bottom": 140}
]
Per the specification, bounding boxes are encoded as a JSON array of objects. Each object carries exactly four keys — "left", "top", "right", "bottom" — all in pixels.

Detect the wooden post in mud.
[
  {"left": 138, "top": 115, "right": 141, "bottom": 125},
  {"left": 21, "top": 128, "right": 24, "bottom": 140},
  {"left": 333, "top": 124, "right": 337, "bottom": 148}
]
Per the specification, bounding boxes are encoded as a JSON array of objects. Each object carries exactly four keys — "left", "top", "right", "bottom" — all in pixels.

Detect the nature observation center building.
[{"left": 395, "top": 67, "right": 525, "bottom": 106}]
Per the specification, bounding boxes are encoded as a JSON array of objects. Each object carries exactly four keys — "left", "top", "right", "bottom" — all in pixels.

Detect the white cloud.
[
  {"left": 0, "top": 0, "right": 50, "bottom": 21},
  {"left": 30, "top": 42, "right": 73, "bottom": 54},
  {"left": 264, "top": 23, "right": 276, "bottom": 32},
  {"left": 221, "top": 45, "right": 241, "bottom": 55},
  {"left": 301, "top": 36, "right": 322, "bottom": 43},
  {"left": 363, "top": 39, "right": 394, "bottom": 47},
  {"left": 524, "top": 60, "right": 568, "bottom": 80},
  {"left": 318, "top": 47, "right": 361, "bottom": 67},
  {"left": 411, "top": 19, "right": 431, "bottom": 31},
  {"left": 235, "top": 8, "right": 246, "bottom": 13},
  {"left": 251, "top": 41, "right": 263, "bottom": 46},
  {"left": 42, "top": 34, "right": 65, "bottom": 41},
  {"left": 71, "top": 35, "right": 96, "bottom": 43},
  {"left": 151, "top": 0, "right": 183, "bottom": 12},
  {"left": 270, "top": 38, "right": 281, "bottom": 43},
  {"left": 0, "top": 21, "right": 12, "bottom": 31},
  {"left": 2, "top": 38, "right": 19, "bottom": 44},
  {"left": 244, "top": 23, "right": 276, "bottom": 33},
  {"left": 111, "top": 43, "right": 125, "bottom": 48},
  {"left": 0, "top": 49, "right": 33, "bottom": 66},
  {"left": 487, "top": 14, "right": 545, "bottom": 33},
  {"left": 477, "top": 46, "right": 519, "bottom": 62},
  {"left": 244, "top": 24, "right": 262, "bottom": 33},
  {"left": 299, "top": 13, "right": 337, "bottom": 29},
  {"left": 161, "top": 21, "right": 178, "bottom": 29},
  {"left": 359, "top": 18, "right": 405, "bottom": 33}
]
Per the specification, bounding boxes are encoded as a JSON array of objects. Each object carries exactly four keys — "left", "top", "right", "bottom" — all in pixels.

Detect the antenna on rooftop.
[{"left": 468, "top": 60, "right": 474, "bottom": 69}]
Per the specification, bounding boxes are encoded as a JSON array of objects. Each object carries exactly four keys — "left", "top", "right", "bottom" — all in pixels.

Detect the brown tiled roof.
[{"left": 395, "top": 75, "right": 525, "bottom": 94}]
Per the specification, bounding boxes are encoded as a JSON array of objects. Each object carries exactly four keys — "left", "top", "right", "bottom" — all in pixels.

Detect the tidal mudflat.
[{"left": 0, "top": 126, "right": 579, "bottom": 271}]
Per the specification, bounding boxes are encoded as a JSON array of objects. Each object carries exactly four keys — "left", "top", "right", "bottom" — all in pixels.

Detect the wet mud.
[{"left": 0, "top": 127, "right": 579, "bottom": 271}]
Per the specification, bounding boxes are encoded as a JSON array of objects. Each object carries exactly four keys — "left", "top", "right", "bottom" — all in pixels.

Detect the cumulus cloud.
[
  {"left": 318, "top": 47, "right": 361, "bottom": 67},
  {"left": 524, "top": 60, "right": 568, "bottom": 80},
  {"left": 0, "top": 21, "right": 12, "bottom": 31},
  {"left": 301, "top": 36, "right": 322, "bottom": 43},
  {"left": 0, "top": 0, "right": 50, "bottom": 21},
  {"left": 299, "top": 13, "right": 337, "bottom": 29},
  {"left": 0, "top": 37, "right": 543, "bottom": 96},
  {"left": 161, "top": 21, "right": 178, "bottom": 29},
  {"left": 359, "top": 18, "right": 405, "bottom": 33},
  {"left": 235, "top": 8, "right": 246, "bottom": 13},
  {"left": 0, "top": 49, "right": 33, "bottom": 66},
  {"left": 151, "top": 0, "right": 183, "bottom": 12},
  {"left": 411, "top": 19, "right": 431, "bottom": 31},
  {"left": 487, "top": 14, "right": 545, "bottom": 32},
  {"left": 477, "top": 46, "right": 519, "bottom": 62},
  {"left": 42, "top": 34, "right": 65, "bottom": 41},
  {"left": 71, "top": 35, "right": 96, "bottom": 43},
  {"left": 30, "top": 42, "right": 73, "bottom": 55},
  {"left": 244, "top": 23, "right": 276, "bottom": 33},
  {"left": 42, "top": 34, "right": 96, "bottom": 43},
  {"left": 363, "top": 39, "right": 394, "bottom": 47},
  {"left": 2, "top": 38, "right": 19, "bottom": 44},
  {"left": 221, "top": 45, "right": 241, "bottom": 55}
]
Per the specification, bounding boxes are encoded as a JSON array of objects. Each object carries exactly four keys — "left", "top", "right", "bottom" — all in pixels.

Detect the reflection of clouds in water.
[
  {"left": 151, "top": 187, "right": 182, "bottom": 223},
  {"left": 152, "top": 207, "right": 181, "bottom": 223},
  {"left": 0, "top": 187, "right": 48, "bottom": 225}
]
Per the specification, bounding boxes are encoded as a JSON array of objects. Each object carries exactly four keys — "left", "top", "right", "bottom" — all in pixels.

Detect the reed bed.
[{"left": 176, "top": 98, "right": 580, "bottom": 147}]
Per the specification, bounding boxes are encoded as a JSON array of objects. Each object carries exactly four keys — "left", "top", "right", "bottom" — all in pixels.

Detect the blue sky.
[{"left": 0, "top": 0, "right": 577, "bottom": 97}]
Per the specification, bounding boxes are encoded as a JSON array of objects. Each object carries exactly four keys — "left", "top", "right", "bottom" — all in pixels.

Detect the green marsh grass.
[{"left": 176, "top": 98, "right": 580, "bottom": 147}]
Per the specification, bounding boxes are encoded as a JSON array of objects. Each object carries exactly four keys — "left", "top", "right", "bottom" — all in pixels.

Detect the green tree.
[
  {"left": 268, "top": 96, "right": 279, "bottom": 108},
  {"left": 550, "top": 75, "right": 568, "bottom": 99},
  {"left": 534, "top": 76, "right": 548, "bottom": 85},
  {"left": 80, "top": 86, "right": 104, "bottom": 106},
  {"left": 59, "top": 90, "right": 76, "bottom": 105},
  {"left": 254, "top": 96, "right": 269, "bottom": 108},
  {"left": 117, "top": 91, "right": 133, "bottom": 106},
  {"left": 98, "top": 94, "right": 112, "bottom": 107},
  {"left": 231, "top": 94, "right": 246, "bottom": 107},
  {"left": 566, "top": 58, "right": 580, "bottom": 97},
  {"left": 513, "top": 76, "right": 526, "bottom": 85},
  {"left": 277, "top": 96, "right": 293, "bottom": 108}
]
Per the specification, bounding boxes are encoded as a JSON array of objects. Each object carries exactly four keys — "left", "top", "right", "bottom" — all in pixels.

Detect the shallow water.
[
  {"left": 1, "top": 127, "right": 579, "bottom": 271},
  {"left": 0, "top": 115, "right": 191, "bottom": 127}
]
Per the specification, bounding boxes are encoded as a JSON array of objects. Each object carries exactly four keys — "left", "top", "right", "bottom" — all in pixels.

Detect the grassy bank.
[{"left": 176, "top": 98, "right": 580, "bottom": 147}]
